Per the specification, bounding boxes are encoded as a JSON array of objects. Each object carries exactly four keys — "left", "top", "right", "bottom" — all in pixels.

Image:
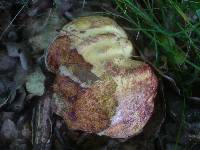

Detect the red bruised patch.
[{"left": 46, "top": 35, "right": 92, "bottom": 73}]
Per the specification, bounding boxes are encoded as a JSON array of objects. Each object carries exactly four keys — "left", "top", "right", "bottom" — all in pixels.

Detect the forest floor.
[{"left": 0, "top": 0, "right": 200, "bottom": 150}]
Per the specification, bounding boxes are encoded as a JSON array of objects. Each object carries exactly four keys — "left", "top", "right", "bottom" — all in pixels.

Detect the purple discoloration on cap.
[{"left": 68, "top": 111, "right": 77, "bottom": 121}]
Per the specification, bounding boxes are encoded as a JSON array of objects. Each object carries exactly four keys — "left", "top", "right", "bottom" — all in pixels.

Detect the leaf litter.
[{"left": 0, "top": 0, "right": 199, "bottom": 149}]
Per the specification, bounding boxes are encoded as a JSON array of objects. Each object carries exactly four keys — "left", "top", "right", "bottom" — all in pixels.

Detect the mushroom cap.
[
  {"left": 45, "top": 16, "right": 158, "bottom": 139},
  {"left": 53, "top": 58, "right": 157, "bottom": 138}
]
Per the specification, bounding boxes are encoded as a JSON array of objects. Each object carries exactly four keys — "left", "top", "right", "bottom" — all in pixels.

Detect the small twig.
[
  {"left": 81, "top": 0, "right": 86, "bottom": 9},
  {"left": 0, "top": 1, "right": 29, "bottom": 41},
  {"left": 41, "top": 8, "right": 52, "bottom": 30}
]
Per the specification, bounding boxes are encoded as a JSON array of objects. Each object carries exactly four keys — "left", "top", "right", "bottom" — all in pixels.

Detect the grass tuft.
[
  {"left": 111, "top": 0, "right": 200, "bottom": 148},
  {"left": 111, "top": 0, "right": 200, "bottom": 96}
]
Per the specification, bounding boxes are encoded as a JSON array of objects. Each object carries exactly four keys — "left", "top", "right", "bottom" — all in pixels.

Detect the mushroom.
[{"left": 45, "top": 16, "right": 158, "bottom": 139}]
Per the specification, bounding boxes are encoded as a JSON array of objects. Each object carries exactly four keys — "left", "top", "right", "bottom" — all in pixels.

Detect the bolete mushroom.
[{"left": 45, "top": 16, "right": 158, "bottom": 139}]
